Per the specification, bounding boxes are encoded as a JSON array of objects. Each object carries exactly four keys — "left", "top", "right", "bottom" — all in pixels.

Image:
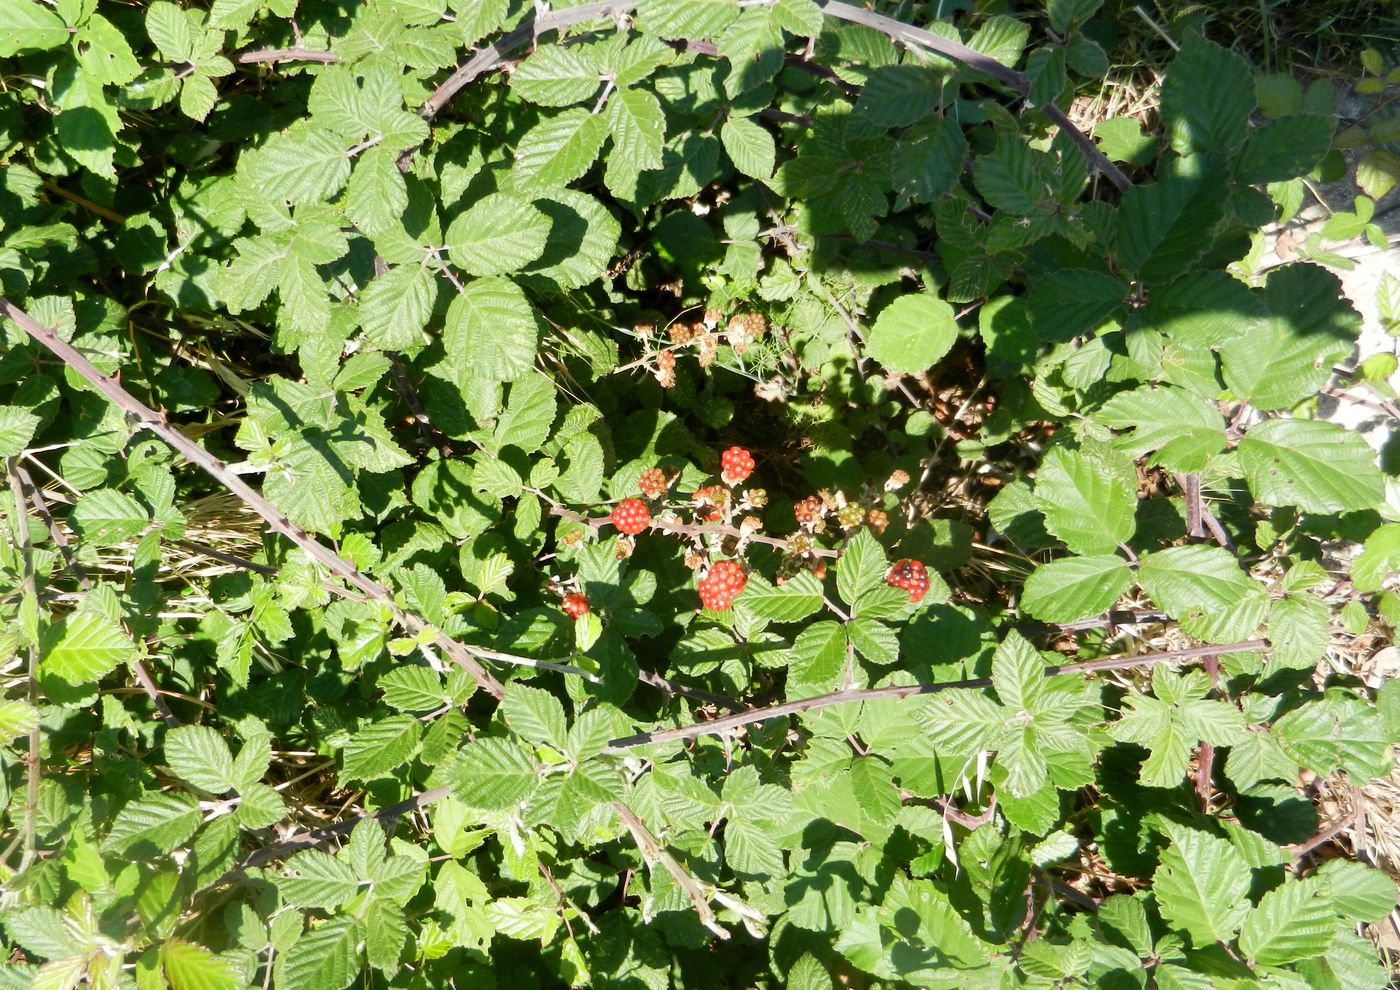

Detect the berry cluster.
[
  {"left": 793, "top": 495, "right": 824, "bottom": 526},
  {"left": 610, "top": 499, "right": 651, "bottom": 535},
  {"left": 638, "top": 468, "right": 668, "bottom": 499},
  {"left": 698, "top": 560, "right": 747, "bottom": 611},
  {"left": 720, "top": 446, "right": 755, "bottom": 485},
  {"left": 692, "top": 485, "right": 728, "bottom": 522},
  {"left": 561, "top": 593, "right": 590, "bottom": 620},
  {"left": 885, "top": 559, "right": 930, "bottom": 603}
]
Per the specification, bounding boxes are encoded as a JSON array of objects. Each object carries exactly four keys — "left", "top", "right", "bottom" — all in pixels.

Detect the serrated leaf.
[
  {"left": 165, "top": 725, "right": 236, "bottom": 793},
  {"left": 492, "top": 373, "right": 558, "bottom": 452},
  {"left": 1021, "top": 554, "right": 1132, "bottom": 623},
  {"left": 1237, "top": 113, "right": 1336, "bottom": 184},
  {"left": 0, "top": 699, "right": 39, "bottom": 745},
  {"left": 1268, "top": 595, "right": 1330, "bottom": 670},
  {"left": 609, "top": 88, "right": 666, "bottom": 170},
  {"left": 513, "top": 108, "right": 608, "bottom": 191},
  {"left": 451, "top": 737, "right": 539, "bottom": 809},
  {"left": 359, "top": 263, "right": 435, "bottom": 350},
  {"left": 1096, "top": 385, "right": 1225, "bottom": 473},
  {"left": 243, "top": 129, "right": 351, "bottom": 205},
  {"left": 837, "top": 529, "right": 888, "bottom": 606},
  {"left": 1353, "top": 524, "right": 1400, "bottom": 593},
  {"left": 1139, "top": 545, "right": 1268, "bottom": 644},
  {"left": 511, "top": 45, "right": 603, "bottom": 107},
  {"left": 341, "top": 715, "right": 420, "bottom": 782},
  {"left": 1239, "top": 418, "right": 1383, "bottom": 514},
  {"left": 1357, "top": 148, "right": 1400, "bottom": 202},
  {"left": 1033, "top": 446, "right": 1136, "bottom": 555},
  {"left": 720, "top": 116, "right": 775, "bottom": 180},
  {"left": 1153, "top": 825, "right": 1252, "bottom": 945},
  {"left": 974, "top": 136, "right": 1047, "bottom": 215},
  {"left": 1161, "top": 36, "right": 1255, "bottom": 155},
  {"left": 277, "top": 849, "right": 362, "bottom": 909},
  {"left": 866, "top": 293, "right": 958, "bottom": 374},
  {"left": 104, "top": 792, "right": 201, "bottom": 856},
  {"left": 71, "top": 488, "right": 150, "bottom": 545},
  {"left": 445, "top": 194, "right": 551, "bottom": 276},
  {"left": 443, "top": 277, "right": 539, "bottom": 384},
  {"left": 854, "top": 64, "right": 937, "bottom": 127},
  {"left": 1239, "top": 877, "right": 1336, "bottom": 966},
  {"left": 1220, "top": 264, "right": 1359, "bottom": 411},
  {"left": 0, "top": 0, "right": 70, "bottom": 56},
  {"left": 42, "top": 612, "right": 136, "bottom": 685},
  {"left": 0, "top": 404, "right": 41, "bottom": 456},
  {"left": 787, "top": 621, "right": 849, "bottom": 696},
  {"left": 1318, "top": 859, "right": 1399, "bottom": 925},
  {"left": 161, "top": 940, "right": 238, "bottom": 990},
  {"left": 501, "top": 684, "right": 567, "bottom": 749},
  {"left": 279, "top": 917, "right": 362, "bottom": 990},
  {"left": 635, "top": 0, "right": 740, "bottom": 39},
  {"left": 737, "top": 571, "right": 824, "bottom": 622},
  {"left": 379, "top": 666, "right": 447, "bottom": 713}
]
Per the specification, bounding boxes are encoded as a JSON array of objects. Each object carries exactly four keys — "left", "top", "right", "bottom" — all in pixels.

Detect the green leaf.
[
  {"left": 165, "top": 725, "right": 236, "bottom": 794},
  {"left": 720, "top": 116, "right": 775, "bottom": 180},
  {"left": 608, "top": 88, "right": 666, "bottom": 170},
  {"left": 0, "top": 0, "right": 71, "bottom": 56},
  {"left": 445, "top": 194, "right": 551, "bottom": 276},
  {"left": 837, "top": 529, "right": 888, "bottom": 607},
  {"left": 854, "top": 65, "right": 937, "bottom": 127},
  {"left": 521, "top": 190, "right": 621, "bottom": 290},
  {"left": 279, "top": 917, "right": 362, "bottom": 990},
  {"left": 635, "top": 0, "right": 740, "bottom": 39},
  {"left": 1153, "top": 824, "right": 1252, "bottom": 945},
  {"left": 866, "top": 293, "right": 958, "bottom": 374},
  {"left": 341, "top": 716, "right": 419, "bottom": 782},
  {"left": 105, "top": 792, "right": 201, "bottom": 856},
  {"left": 0, "top": 699, "right": 39, "bottom": 746},
  {"left": 501, "top": 684, "right": 568, "bottom": 749},
  {"left": 1095, "top": 385, "right": 1225, "bottom": 473},
  {"left": 492, "top": 373, "right": 558, "bottom": 452},
  {"left": 346, "top": 146, "right": 409, "bottom": 236},
  {"left": 451, "top": 737, "right": 539, "bottom": 809},
  {"left": 1357, "top": 148, "right": 1400, "bottom": 202},
  {"left": 974, "top": 137, "right": 1046, "bottom": 215},
  {"left": 359, "top": 263, "right": 435, "bottom": 350},
  {"left": 1239, "top": 418, "right": 1384, "bottom": 515},
  {"left": 1047, "top": 0, "right": 1104, "bottom": 34},
  {"left": 443, "top": 277, "right": 539, "bottom": 384},
  {"left": 1161, "top": 36, "right": 1255, "bottom": 154},
  {"left": 991, "top": 630, "right": 1047, "bottom": 715},
  {"left": 513, "top": 109, "right": 609, "bottom": 191},
  {"left": 1114, "top": 177, "right": 1217, "bottom": 281},
  {"left": 1239, "top": 877, "right": 1336, "bottom": 966},
  {"left": 277, "top": 849, "right": 362, "bottom": 909},
  {"left": 1237, "top": 113, "right": 1336, "bottom": 184},
  {"left": 161, "top": 940, "right": 238, "bottom": 990},
  {"left": 736, "top": 572, "right": 824, "bottom": 622},
  {"left": 1093, "top": 116, "right": 1155, "bottom": 166},
  {"left": 1138, "top": 545, "right": 1268, "bottom": 644},
  {"left": 1220, "top": 264, "right": 1359, "bottom": 411},
  {"left": 242, "top": 128, "right": 351, "bottom": 205},
  {"left": 510, "top": 44, "right": 603, "bottom": 106},
  {"left": 1353, "top": 524, "right": 1400, "bottom": 593},
  {"left": 787, "top": 621, "right": 849, "bottom": 696},
  {"left": 1268, "top": 595, "right": 1330, "bottom": 670},
  {"left": 379, "top": 666, "right": 448, "bottom": 713},
  {"left": 42, "top": 612, "right": 136, "bottom": 685},
  {"left": 71, "top": 488, "right": 150, "bottom": 545},
  {"left": 1021, "top": 554, "right": 1132, "bottom": 623},
  {"left": 1317, "top": 860, "right": 1398, "bottom": 925},
  {"left": 0, "top": 405, "right": 41, "bottom": 456},
  {"left": 1032, "top": 446, "right": 1136, "bottom": 555}
]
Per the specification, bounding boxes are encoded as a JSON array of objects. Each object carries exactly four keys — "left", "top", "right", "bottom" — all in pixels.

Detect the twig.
[
  {"left": 4, "top": 459, "right": 43, "bottom": 871},
  {"left": 612, "top": 801, "right": 730, "bottom": 939},
  {"left": 606, "top": 638, "right": 1268, "bottom": 750},
  {"left": 41, "top": 180, "right": 127, "bottom": 225},
  {"left": 1, "top": 297, "right": 506, "bottom": 700},
  {"left": 1287, "top": 809, "right": 1357, "bottom": 862},
  {"left": 237, "top": 46, "right": 339, "bottom": 64},
  {"left": 387, "top": 354, "right": 454, "bottom": 457},
  {"left": 549, "top": 505, "right": 838, "bottom": 559}
]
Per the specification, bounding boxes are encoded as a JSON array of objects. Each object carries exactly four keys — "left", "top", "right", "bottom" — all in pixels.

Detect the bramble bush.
[{"left": 1, "top": 1, "right": 1399, "bottom": 988}]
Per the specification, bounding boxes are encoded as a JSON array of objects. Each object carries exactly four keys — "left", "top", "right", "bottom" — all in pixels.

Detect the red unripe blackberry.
[
  {"left": 692, "top": 485, "right": 727, "bottom": 522},
  {"left": 638, "top": 468, "right": 668, "bottom": 498},
  {"left": 610, "top": 499, "right": 650, "bottom": 535},
  {"left": 866, "top": 509, "right": 888, "bottom": 535},
  {"left": 720, "top": 446, "right": 755, "bottom": 485},
  {"left": 561, "top": 593, "right": 589, "bottom": 620},
  {"left": 885, "top": 559, "right": 930, "bottom": 603},
  {"left": 794, "top": 495, "right": 823, "bottom": 526},
  {"left": 698, "top": 560, "right": 747, "bottom": 611}
]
